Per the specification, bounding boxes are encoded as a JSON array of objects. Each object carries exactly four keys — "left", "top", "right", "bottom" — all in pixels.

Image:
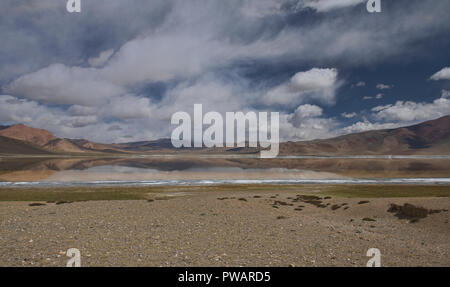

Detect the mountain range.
[{"left": 0, "top": 116, "right": 449, "bottom": 156}]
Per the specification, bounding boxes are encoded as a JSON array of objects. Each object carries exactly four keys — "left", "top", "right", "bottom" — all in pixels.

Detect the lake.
[{"left": 0, "top": 156, "right": 449, "bottom": 187}]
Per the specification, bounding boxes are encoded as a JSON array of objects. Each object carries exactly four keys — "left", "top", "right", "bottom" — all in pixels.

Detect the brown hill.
[
  {"left": 0, "top": 124, "right": 126, "bottom": 154},
  {"left": 43, "top": 138, "right": 88, "bottom": 154},
  {"left": 0, "top": 136, "right": 50, "bottom": 155},
  {"left": 279, "top": 115, "right": 450, "bottom": 155},
  {"left": 0, "top": 116, "right": 448, "bottom": 155},
  {"left": 0, "top": 124, "right": 57, "bottom": 146}
]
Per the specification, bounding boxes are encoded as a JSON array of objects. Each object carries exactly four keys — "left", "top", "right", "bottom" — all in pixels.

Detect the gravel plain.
[{"left": 0, "top": 189, "right": 449, "bottom": 267}]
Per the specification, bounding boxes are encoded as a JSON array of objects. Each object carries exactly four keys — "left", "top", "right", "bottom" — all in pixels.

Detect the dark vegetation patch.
[
  {"left": 288, "top": 195, "right": 327, "bottom": 208},
  {"left": 276, "top": 216, "right": 287, "bottom": 220},
  {"left": 29, "top": 202, "right": 46, "bottom": 206},
  {"left": 362, "top": 217, "right": 376, "bottom": 222},
  {"left": 238, "top": 198, "right": 248, "bottom": 202},
  {"left": 273, "top": 200, "right": 293, "bottom": 206},
  {"left": 387, "top": 203, "right": 447, "bottom": 223},
  {"left": 322, "top": 185, "right": 450, "bottom": 198},
  {"left": 358, "top": 201, "right": 370, "bottom": 205},
  {"left": 331, "top": 204, "right": 341, "bottom": 210},
  {"left": 331, "top": 203, "right": 348, "bottom": 210},
  {"left": 55, "top": 201, "right": 73, "bottom": 205}
]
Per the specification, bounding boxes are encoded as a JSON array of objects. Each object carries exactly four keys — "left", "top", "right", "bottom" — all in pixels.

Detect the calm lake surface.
[{"left": 0, "top": 156, "right": 449, "bottom": 187}]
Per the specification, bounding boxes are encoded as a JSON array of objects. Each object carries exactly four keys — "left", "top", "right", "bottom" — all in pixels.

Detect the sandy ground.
[{"left": 0, "top": 190, "right": 449, "bottom": 267}]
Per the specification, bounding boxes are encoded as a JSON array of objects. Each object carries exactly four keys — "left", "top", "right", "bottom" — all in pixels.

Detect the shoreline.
[{"left": 1, "top": 184, "right": 449, "bottom": 202}]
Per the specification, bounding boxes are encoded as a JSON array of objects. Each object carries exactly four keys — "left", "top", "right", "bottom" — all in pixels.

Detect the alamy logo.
[
  {"left": 367, "top": 0, "right": 381, "bottom": 13},
  {"left": 366, "top": 248, "right": 381, "bottom": 267},
  {"left": 171, "top": 104, "right": 280, "bottom": 158},
  {"left": 66, "top": 248, "right": 81, "bottom": 267},
  {"left": 66, "top": 0, "right": 81, "bottom": 13}
]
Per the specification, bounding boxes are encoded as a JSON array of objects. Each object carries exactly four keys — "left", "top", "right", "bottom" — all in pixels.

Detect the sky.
[{"left": 0, "top": 0, "right": 450, "bottom": 143}]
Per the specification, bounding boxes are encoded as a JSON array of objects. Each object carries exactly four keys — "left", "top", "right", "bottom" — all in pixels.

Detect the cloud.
[
  {"left": 4, "top": 64, "right": 125, "bottom": 106},
  {"left": 293, "top": 104, "right": 323, "bottom": 118},
  {"left": 281, "top": 111, "right": 339, "bottom": 141},
  {"left": 352, "top": 81, "right": 366, "bottom": 88},
  {"left": 2, "top": 0, "right": 450, "bottom": 143},
  {"left": 372, "top": 95, "right": 450, "bottom": 122},
  {"left": 430, "top": 67, "right": 450, "bottom": 81},
  {"left": 301, "top": 0, "right": 365, "bottom": 12},
  {"left": 343, "top": 120, "right": 400, "bottom": 133},
  {"left": 363, "top": 93, "right": 383, "bottom": 100},
  {"left": 263, "top": 68, "right": 339, "bottom": 107},
  {"left": 376, "top": 84, "right": 393, "bottom": 90},
  {"left": 442, "top": 89, "right": 450, "bottom": 99},
  {"left": 88, "top": 49, "right": 115, "bottom": 68},
  {"left": 341, "top": 112, "right": 357, "bottom": 118},
  {"left": 0, "top": 94, "right": 159, "bottom": 143}
]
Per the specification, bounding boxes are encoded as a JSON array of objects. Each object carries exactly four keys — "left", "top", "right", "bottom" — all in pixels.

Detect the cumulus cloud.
[
  {"left": 281, "top": 114, "right": 339, "bottom": 141},
  {"left": 263, "top": 68, "right": 339, "bottom": 107},
  {"left": 372, "top": 95, "right": 450, "bottom": 122},
  {"left": 430, "top": 67, "right": 450, "bottom": 81}
]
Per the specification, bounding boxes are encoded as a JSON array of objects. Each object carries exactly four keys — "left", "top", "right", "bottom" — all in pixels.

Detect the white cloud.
[
  {"left": 278, "top": 103, "right": 341, "bottom": 141},
  {"left": 4, "top": 64, "right": 125, "bottom": 106},
  {"left": 430, "top": 67, "right": 450, "bottom": 81},
  {"left": 293, "top": 104, "right": 323, "bottom": 118},
  {"left": 372, "top": 96, "right": 450, "bottom": 122},
  {"left": 341, "top": 112, "right": 357, "bottom": 118},
  {"left": 281, "top": 114, "right": 339, "bottom": 141},
  {"left": 343, "top": 120, "right": 399, "bottom": 133},
  {"left": 376, "top": 84, "right": 393, "bottom": 90},
  {"left": 263, "top": 68, "right": 339, "bottom": 107},
  {"left": 363, "top": 94, "right": 383, "bottom": 100}
]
